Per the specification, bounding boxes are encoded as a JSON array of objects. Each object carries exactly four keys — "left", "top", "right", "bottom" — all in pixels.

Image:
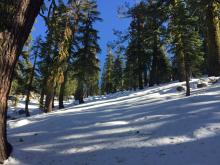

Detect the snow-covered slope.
[{"left": 5, "top": 79, "right": 220, "bottom": 165}]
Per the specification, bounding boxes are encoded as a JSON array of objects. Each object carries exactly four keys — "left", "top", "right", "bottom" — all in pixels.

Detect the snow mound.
[
  {"left": 8, "top": 119, "right": 31, "bottom": 129},
  {"left": 95, "top": 121, "right": 129, "bottom": 127},
  {"left": 4, "top": 157, "right": 21, "bottom": 165}
]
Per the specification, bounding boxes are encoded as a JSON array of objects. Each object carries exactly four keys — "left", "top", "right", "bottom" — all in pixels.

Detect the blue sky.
[{"left": 31, "top": 0, "right": 134, "bottom": 71}]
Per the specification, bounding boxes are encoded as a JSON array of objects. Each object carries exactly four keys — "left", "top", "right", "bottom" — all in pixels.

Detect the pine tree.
[
  {"left": 101, "top": 46, "right": 114, "bottom": 94},
  {"left": 59, "top": 0, "right": 83, "bottom": 109},
  {"left": 201, "top": 1, "right": 220, "bottom": 76},
  {"left": 143, "top": 0, "right": 170, "bottom": 87},
  {"left": 42, "top": 1, "right": 73, "bottom": 112},
  {"left": 11, "top": 36, "right": 32, "bottom": 95},
  {"left": 74, "top": 0, "right": 101, "bottom": 103},
  {"left": 124, "top": 1, "right": 171, "bottom": 88},
  {"left": 24, "top": 36, "right": 42, "bottom": 117},
  {"left": 112, "top": 55, "right": 123, "bottom": 92},
  {"left": 38, "top": 40, "right": 52, "bottom": 110},
  {"left": 127, "top": 2, "right": 147, "bottom": 89},
  {"left": 124, "top": 42, "right": 139, "bottom": 90},
  {"left": 169, "top": 0, "right": 204, "bottom": 96}
]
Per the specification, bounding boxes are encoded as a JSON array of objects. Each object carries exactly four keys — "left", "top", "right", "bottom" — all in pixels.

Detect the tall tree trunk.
[
  {"left": 59, "top": 70, "right": 68, "bottom": 109},
  {"left": 44, "top": 91, "right": 54, "bottom": 113},
  {"left": 206, "top": 1, "right": 220, "bottom": 76},
  {"left": 0, "top": 0, "right": 43, "bottom": 162},
  {"left": 52, "top": 86, "right": 57, "bottom": 109},
  {"left": 143, "top": 65, "right": 148, "bottom": 87},
  {"left": 184, "top": 54, "right": 191, "bottom": 96},
  {"left": 177, "top": 51, "right": 186, "bottom": 82},
  {"left": 25, "top": 53, "right": 37, "bottom": 117},
  {"left": 75, "top": 82, "right": 84, "bottom": 104},
  {"left": 138, "top": 71, "right": 143, "bottom": 90},
  {"left": 24, "top": 92, "right": 31, "bottom": 117},
  {"left": 39, "top": 77, "right": 47, "bottom": 110},
  {"left": 149, "top": 35, "right": 158, "bottom": 87},
  {"left": 52, "top": 95, "right": 55, "bottom": 108},
  {"left": 39, "top": 88, "right": 45, "bottom": 110}
]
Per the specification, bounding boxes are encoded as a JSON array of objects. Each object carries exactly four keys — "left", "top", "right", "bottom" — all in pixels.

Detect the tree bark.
[
  {"left": 0, "top": 0, "right": 43, "bottom": 162},
  {"left": 143, "top": 65, "right": 148, "bottom": 87},
  {"left": 39, "top": 77, "right": 47, "bottom": 110},
  {"left": 206, "top": 1, "right": 220, "bottom": 76},
  {"left": 184, "top": 53, "right": 191, "bottom": 96},
  {"left": 149, "top": 35, "right": 159, "bottom": 87},
  {"left": 59, "top": 70, "right": 68, "bottom": 109},
  {"left": 44, "top": 91, "right": 54, "bottom": 113},
  {"left": 177, "top": 51, "right": 186, "bottom": 82},
  {"left": 138, "top": 71, "right": 144, "bottom": 90},
  {"left": 52, "top": 95, "right": 55, "bottom": 108},
  {"left": 75, "top": 82, "right": 84, "bottom": 104},
  {"left": 39, "top": 88, "right": 45, "bottom": 110}
]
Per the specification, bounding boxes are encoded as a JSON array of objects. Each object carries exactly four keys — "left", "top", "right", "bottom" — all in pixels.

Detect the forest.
[{"left": 0, "top": 0, "right": 220, "bottom": 164}]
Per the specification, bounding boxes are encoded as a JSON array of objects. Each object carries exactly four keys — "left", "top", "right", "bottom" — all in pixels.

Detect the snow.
[
  {"left": 8, "top": 119, "right": 31, "bottom": 129},
  {"left": 5, "top": 78, "right": 220, "bottom": 165}
]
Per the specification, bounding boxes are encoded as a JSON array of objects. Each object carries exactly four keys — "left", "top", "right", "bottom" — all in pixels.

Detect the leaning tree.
[{"left": 0, "top": 0, "right": 43, "bottom": 162}]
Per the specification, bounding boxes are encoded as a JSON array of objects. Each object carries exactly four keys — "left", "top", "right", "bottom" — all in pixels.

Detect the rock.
[
  {"left": 197, "top": 82, "right": 208, "bottom": 88},
  {"left": 18, "top": 109, "right": 26, "bottom": 115},
  {"left": 208, "top": 77, "right": 219, "bottom": 84},
  {"left": 11, "top": 117, "right": 17, "bottom": 120},
  {"left": 176, "top": 86, "right": 185, "bottom": 92}
]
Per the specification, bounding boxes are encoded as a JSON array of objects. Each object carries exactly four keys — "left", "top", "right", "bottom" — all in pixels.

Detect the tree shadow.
[{"left": 7, "top": 84, "right": 220, "bottom": 165}]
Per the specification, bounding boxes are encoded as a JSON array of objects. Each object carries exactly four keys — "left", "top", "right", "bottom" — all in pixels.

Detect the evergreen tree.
[
  {"left": 101, "top": 46, "right": 114, "bottom": 94},
  {"left": 11, "top": 36, "right": 32, "bottom": 95},
  {"left": 124, "top": 0, "right": 171, "bottom": 88},
  {"left": 169, "top": 0, "right": 204, "bottom": 96},
  {"left": 112, "top": 55, "right": 123, "bottom": 92},
  {"left": 127, "top": 2, "right": 147, "bottom": 89},
  {"left": 59, "top": 0, "right": 83, "bottom": 109},
  {"left": 24, "top": 36, "right": 42, "bottom": 116},
  {"left": 74, "top": 0, "right": 101, "bottom": 103},
  {"left": 191, "top": 0, "right": 220, "bottom": 76},
  {"left": 43, "top": 1, "right": 73, "bottom": 112}
]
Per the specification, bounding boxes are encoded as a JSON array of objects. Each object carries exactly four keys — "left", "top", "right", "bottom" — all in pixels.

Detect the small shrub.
[
  {"left": 197, "top": 82, "right": 208, "bottom": 88},
  {"left": 176, "top": 86, "right": 185, "bottom": 92}
]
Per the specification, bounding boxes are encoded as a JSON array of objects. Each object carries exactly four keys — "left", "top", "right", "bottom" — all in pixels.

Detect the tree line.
[
  {"left": 101, "top": 0, "right": 220, "bottom": 97},
  {"left": 11, "top": 0, "right": 101, "bottom": 115},
  {"left": 0, "top": 0, "right": 219, "bottom": 163}
]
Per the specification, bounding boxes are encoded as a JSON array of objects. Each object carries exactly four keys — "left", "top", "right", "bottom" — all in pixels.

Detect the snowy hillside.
[{"left": 5, "top": 79, "right": 220, "bottom": 165}]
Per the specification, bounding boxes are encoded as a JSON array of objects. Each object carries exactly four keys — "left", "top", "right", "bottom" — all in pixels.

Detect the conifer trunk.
[
  {"left": 138, "top": 71, "right": 143, "bottom": 90},
  {"left": 75, "top": 82, "right": 84, "bottom": 104},
  {"left": 0, "top": 0, "right": 43, "bottom": 162},
  {"left": 206, "top": 1, "right": 220, "bottom": 76},
  {"left": 39, "top": 88, "right": 45, "bottom": 110},
  {"left": 44, "top": 91, "right": 54, "bottom": 113},
  {"left": 143, "top": 65, "right": 148, "bottom": 87},
  {"left": 183, "top": 51, "right": 190, "bottom": 96},
  {"left": 59, "top": 70, "right": 68, "bottom": 109},
  {"left": 39, "top": 77, "right": 47, "bottom": 110},
  {"left": 177, "top": 51, "right": 186, "bottom": 82},
  {"left": 52, "top": 86, "right": 57, "bottom": 109},
  {"left": 24, "top": 92, "right": 31, "bottom": 117},
  {"left": 52, "top": 95, "right": 55, "bottom": 108},
  {"left": 149, "top": 35, "right": 159, "bottom": 87}
]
